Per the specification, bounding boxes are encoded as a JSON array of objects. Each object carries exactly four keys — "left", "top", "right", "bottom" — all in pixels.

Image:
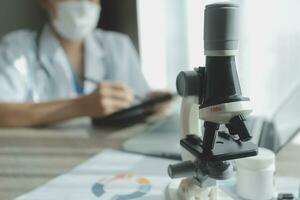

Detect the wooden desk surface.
[
  {"left": 0, "top": 117, "right": 299, "bottom": 200},
  {"left": 0, "top": 118, "right": 150, "bottom": 200}
]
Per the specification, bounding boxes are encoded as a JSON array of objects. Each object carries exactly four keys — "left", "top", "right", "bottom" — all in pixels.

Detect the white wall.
[
  {"left": 137, "top": 0, "right": 168, "bottom": 89},
  {"left": 239, "top": 0, "right": 300, "bottom": 117},
  {"left": 137, "top": 0, "right": 189, "bottom": 90}
]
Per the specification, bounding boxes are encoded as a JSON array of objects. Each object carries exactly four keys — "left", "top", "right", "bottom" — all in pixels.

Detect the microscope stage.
[{"left": 180, "top": 132, "right": 258, "bottom": 162}]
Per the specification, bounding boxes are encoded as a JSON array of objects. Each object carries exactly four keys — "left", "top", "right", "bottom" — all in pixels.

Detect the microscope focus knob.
[{"left": 176, "top": 71, "right": 200, "bottom": 97}]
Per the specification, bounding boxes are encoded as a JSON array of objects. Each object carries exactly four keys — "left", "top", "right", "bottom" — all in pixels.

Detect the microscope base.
[
  {"left": 165, "top": 179, "right": 233, "bottom": 200},
  {"left": 165, "top": 180, "right": 181, "bottom": 200}
]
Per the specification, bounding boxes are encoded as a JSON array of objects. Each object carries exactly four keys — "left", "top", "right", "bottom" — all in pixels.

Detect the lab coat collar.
[
  {"left": 39, "top": 25, "right": 77, "bottom": 98},
  {"left": 38, "top": 25, "right": 64, "bottom": 75},
  {"left": 39, "top": 25, "right": 107, "bottom": 95}
]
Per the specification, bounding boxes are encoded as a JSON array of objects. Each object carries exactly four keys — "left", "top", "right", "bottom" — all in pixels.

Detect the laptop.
[
  {"left": 123, "top": 85, "right": 300, "bottom": 159},
  {"left": 122, "top": 114, "right": 182, "bottom": 160}
]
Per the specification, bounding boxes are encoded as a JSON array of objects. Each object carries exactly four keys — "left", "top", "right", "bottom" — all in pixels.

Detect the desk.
[
  {"left": 0, "top": 117, "right": 151, "bottom": 200},
  {"left": 0, "top": 117, "right": 299, "bottom": 200}
]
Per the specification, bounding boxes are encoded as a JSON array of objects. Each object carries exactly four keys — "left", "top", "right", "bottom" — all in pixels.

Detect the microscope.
[{"left": 166, "top": 3, "right": 258, "bottom": 200}]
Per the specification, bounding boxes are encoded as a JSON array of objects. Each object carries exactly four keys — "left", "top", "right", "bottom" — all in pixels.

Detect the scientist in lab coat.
[{"left": 0, "top": 0, "right": 168, "bottom": 127}]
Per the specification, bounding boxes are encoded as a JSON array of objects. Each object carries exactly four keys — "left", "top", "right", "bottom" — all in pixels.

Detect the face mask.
[{"left": 52, "top": 1, "right": 101, "bottom": 40}]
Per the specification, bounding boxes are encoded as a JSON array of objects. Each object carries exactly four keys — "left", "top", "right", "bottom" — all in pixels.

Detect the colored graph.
[{"left": 92, "top": 174, "right": 152, "bottom": 200}]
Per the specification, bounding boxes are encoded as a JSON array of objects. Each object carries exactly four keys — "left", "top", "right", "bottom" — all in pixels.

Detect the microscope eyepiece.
[{"left": 204, "top": 3, "right": 239, "bottom": 56}]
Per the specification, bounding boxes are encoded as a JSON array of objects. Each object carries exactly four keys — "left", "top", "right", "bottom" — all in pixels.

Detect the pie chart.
[{"left": 92, "top": 174, "right": 152, "bottom": 200}]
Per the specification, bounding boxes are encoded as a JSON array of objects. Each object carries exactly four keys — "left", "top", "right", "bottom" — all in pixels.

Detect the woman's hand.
[{"left": 83, "top": 81, "right": 134, "bottom": 117}]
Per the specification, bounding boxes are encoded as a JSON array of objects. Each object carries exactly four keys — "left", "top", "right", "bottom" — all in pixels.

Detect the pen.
[{"left": 84, "top": 77, "right": 144, "bottom": 101}]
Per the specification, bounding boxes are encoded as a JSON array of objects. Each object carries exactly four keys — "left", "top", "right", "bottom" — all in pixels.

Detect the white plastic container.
[{"left": 236, "top": 147, "right": 275, "bottom": 200}]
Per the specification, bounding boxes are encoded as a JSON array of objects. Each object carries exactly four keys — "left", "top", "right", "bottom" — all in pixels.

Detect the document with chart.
[{"left": 16, "top": 150, "right": 177, "bottom": 200}]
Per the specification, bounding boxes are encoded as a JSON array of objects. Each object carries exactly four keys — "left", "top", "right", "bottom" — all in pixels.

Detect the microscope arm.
[
  {"left": 167, "top": 97, "right": 218, "bottom": 200},
  {"left": 180, "top": 97, "right": 201, "bottom": 161}
]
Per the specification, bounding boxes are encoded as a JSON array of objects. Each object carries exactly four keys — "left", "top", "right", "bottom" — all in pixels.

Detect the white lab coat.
[{"left": 0, "top": 25, "right": 150, "bottom": 102}]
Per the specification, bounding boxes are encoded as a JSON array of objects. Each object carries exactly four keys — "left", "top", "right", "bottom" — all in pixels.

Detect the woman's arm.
[
  {"left": 0, "top": 81, "right": 134, "bottom": 128},
  {"left": 0, "top": 97, "right": 89, "bottom": 128}
]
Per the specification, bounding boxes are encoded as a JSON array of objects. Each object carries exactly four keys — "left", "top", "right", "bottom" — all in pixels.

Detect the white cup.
[{"left": 236, "top": 147, "right": 276, "bottom": 200}]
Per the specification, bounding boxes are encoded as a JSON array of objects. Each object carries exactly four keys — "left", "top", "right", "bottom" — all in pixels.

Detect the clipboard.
[{"left": 92, "top": 93, "right": 175, "bottom": 127}]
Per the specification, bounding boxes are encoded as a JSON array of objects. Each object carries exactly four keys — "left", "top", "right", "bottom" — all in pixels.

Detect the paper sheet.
[{"left": 16, "top": 150, "right": 177, "bottom": 200}]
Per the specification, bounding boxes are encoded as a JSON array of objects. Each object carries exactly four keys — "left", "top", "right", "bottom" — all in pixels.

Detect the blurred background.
[{"left": 1, "top": 0, "right": 300, "bottom": 118}]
